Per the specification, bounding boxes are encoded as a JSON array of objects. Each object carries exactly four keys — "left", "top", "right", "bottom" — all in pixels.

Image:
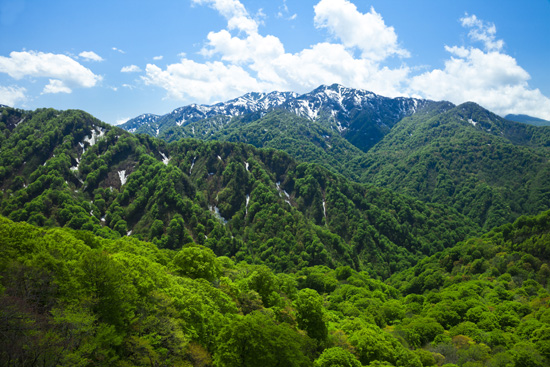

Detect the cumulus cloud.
[
  {"left": 313, "top": 0, "right": 409, "bottom": 61},
  {"left": 79, "top": 51, "right": 104, "bottom": 62},
  {"left": 153, "top": 55, "right": 163, "bottom": 60},
  {"left": 0, "top": 85, "right": 26, "bottom": 106},
  {"left": 0, "top": 51, "right": 101, "bottom": 94},
  {"left": 409, "top": 14, "right": 550, "bottom": 120},
  {"left": 121, "top": 65, "right": 142, "bottom": 73},
  {"left": 43, "top": 79, "right": 72, "bottom": 94},
  {"left": 112, "top": 47, "right": 125, "bottom": 54},
  {"left": 142, "top": 58, "right": 266, "bottom": 102},
  {"left": 460, "top": 14, "right": 503, "bottom": 52},
  {"left": 145, "top": 0, "right": 409, "bottom": 103},
  {"left": 192, "top": 0, "right": 258, "bottom": 34}
]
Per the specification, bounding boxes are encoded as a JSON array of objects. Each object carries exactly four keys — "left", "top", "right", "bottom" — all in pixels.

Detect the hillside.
[
  {"left": 0, "top": 106, "right": 479, "bottom": 277},
  {"left": 358, "top": 102, "right": 550, "bottom": 231},
  {"left": 159, "top": 110, "right": 367, "bottom": 181}
]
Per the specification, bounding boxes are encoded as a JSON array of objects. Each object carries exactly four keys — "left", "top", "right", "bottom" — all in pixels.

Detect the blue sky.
[{"left": 1, "top": 0, "right": 549, "bottom": 124}]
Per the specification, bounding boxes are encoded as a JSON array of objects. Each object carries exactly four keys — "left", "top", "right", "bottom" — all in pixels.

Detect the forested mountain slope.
[
  {"left": 0, "top": 106, "right": 478, "bottom": 276},
  {"left": 159, "top": 110, "right": 367, "bottom": 181},
  {"left": 358, "top": 102, "right": 550, "bottom": 231}
]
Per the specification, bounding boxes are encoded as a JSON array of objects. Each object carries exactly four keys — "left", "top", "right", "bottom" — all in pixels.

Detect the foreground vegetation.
[{"left": 1, "top": 209, "right": 550, "bottom": 366}]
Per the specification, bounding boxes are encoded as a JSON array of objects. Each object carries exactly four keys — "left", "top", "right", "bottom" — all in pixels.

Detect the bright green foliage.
[
  {"left": 314, "top": 347, "right": 362, "bottom": 367},
  {"left": 172, "top": 243, "right": 221, "bottom": 281}
]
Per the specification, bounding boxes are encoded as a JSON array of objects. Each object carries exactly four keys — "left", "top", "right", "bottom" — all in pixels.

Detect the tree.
[
  {"left": 314, "top": 347, "right": 361, "bottom": 367},
  {"left": 294, "top": 288, "right": 328, "bottom": 341},
  {"left": 214, "top": 312, "right": 311, "bottom": 367},
  {"left": 172, "top": 243, "right": 221, "bottom": 282}
]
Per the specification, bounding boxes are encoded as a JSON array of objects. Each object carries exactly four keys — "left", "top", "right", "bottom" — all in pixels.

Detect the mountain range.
[
  {"left": 120, "top": 84, "right": 550, "bottom": 231},
  {"left": 121, "top": 84, "right": 450, "bottom": 152}
]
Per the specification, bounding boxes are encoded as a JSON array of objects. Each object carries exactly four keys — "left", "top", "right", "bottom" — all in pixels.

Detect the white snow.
[
  {"left": 209, "top": 205, "right": 227, "bottom": 224},
  {"left": 83, "top": 128, "right": 105, "bottom": 147},
  {"left": 336, "top": 121, "right": 346, "bottom": 133},
  {"left": 160, "top": 152, "right": 170, "bottom": 165},
  {"left": 245, "top": 161, "right": 249, "bottom": 172},
  {"left": 118, "top": 170, "right": 127, "bottom": 185},
  {"left": 192, "top": 126, "right": 195, "bottom": 135},
  {"left": 468, "top": 119, "right": 478, "bottom": 127},
  {"left": 155, "top": 128, "right": 160, "bottom": 136},
  {"left": 189, "top": 156, "right": 197, "bottom": 175},
  {"left": 14, "top": 117, "right": 26, "bottom": 127}
]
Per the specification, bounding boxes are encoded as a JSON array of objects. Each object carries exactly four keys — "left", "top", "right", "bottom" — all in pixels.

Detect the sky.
[{"left": 1, "top": 0, "right": 549, "bottom": 125}]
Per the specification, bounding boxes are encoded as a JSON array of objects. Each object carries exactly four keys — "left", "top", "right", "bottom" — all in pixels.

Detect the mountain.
[
  {"left": 121, "top": 113, "right": 161, "bottom": 133},
  {"left": 0, "top": 105, "right": 480, "bottom": 277},
  {"left": 505, "top": 113, "right": 550, "bottom": 126},
  {"left": 358, "top": 102, "right": 550, "bottom": 230},
  {"left": 120, "top": 90, "right": 298, "bottom": 136},
  {"left": 121, "top": 84, "right": 451, "bottom": 152}
]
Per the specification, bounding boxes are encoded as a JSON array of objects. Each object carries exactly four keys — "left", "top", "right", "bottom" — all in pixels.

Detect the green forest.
[{"left": 1, "top": 105, "right": 550, "bottom": 366}]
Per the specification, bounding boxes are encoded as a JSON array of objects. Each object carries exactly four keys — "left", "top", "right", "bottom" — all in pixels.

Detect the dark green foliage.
[
  {"left": 358, "top": 102, "right": 550, "bottom": 230},
  {"left": 214, "top": 312, "right": 312, "bottom": 367}
]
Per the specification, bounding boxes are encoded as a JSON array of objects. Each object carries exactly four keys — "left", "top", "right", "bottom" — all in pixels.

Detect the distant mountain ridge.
[
  {"left": 505, "top": 113, "right": 550, "bottom": 126},
  {"left": 121, "top": 84, "right": 451, "bottom": 152}
]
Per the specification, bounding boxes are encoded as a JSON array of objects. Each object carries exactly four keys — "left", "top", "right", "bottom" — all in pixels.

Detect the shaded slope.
[{"left": 358, "top": 102, "right": 550, "bottom": 230}]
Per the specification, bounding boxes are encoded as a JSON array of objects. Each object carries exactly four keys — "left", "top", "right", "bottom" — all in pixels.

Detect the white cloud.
[
  {"left": 460, "top": 14, "right": 503, "bottom": 52},
  {"left": 146, "top": 0, "right": 409, "bottom": 103},
  {"left": 112, "top": 47, "right": 125, "bottom": 54},
  {"left": 115, "top": 117, "right": 129, "bottom": 125},
  {"left": 192, "top": 0, "right": 258, "bottom": 34},
  {"left": 0, "top": 85, "right": 26, "bottom": 106},
  {"left": 43, "top": 79, "right": 72, "bottom": 94},
  {"left": 153, "top": 55, "right": 163, "bottom": 60},
  {"left": 121, "top": 65, "right": 142, "bottom": 73},
  {"left": 313, "top": 0, "right": 409, "bottom": 61},
  {"left": 409, "top": 15, "right": 550, "bottom": 120},
  {"left": 0, "top": 51, "right": 101, "bottom": 91},
  {"left": 142, "top": 58, "right": 265, "bottom": 102},
  {"left": 79, "top": 51, "right": 104, "bottom": 62}
]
